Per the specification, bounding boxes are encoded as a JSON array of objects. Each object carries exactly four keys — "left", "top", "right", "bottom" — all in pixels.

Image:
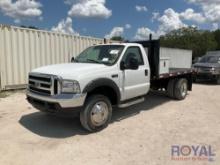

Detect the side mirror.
[
  {"left": 71, "top": 57, "right": 75, "bottom": 63},
  {"left": 128, "top": 57, "right": 139, "bottom": 70}
]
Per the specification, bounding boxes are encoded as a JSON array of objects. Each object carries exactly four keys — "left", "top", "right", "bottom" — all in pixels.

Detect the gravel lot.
[{"left": 0, "top": 84, "right": 219, "bottom": 165}]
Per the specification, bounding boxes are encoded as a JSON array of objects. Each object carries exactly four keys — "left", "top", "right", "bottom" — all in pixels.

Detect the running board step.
[{"left": 118, "top": 97, "right": 145, "bottom": 108}]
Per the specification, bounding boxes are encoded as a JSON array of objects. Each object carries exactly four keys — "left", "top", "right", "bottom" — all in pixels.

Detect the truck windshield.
[
  {"left": 74, "top": 45, "right": 124, "bottom": 65},
  {"left": 199, "top": 56, "right": 220, "bottom": 63}
]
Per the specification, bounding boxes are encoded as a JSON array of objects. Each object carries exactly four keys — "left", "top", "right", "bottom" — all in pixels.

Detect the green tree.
[
  {"left": 111, "top": 36, "right": 124, "bottom": 41},
  {"left": 160, "top": 27, "right": 217, "bottom": 58},
  {"left": 214, "top": 30, "right": 220, "bottom": 50}
]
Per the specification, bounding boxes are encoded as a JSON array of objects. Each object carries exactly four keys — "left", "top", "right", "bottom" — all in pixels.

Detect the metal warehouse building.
[{"left": 0, "top": 24, "right": 103, "bottom": 91}]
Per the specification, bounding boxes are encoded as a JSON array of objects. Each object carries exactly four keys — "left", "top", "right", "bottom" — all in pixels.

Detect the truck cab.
[{"left": 27, "top": 41, "right": 192, "bottom": 132}]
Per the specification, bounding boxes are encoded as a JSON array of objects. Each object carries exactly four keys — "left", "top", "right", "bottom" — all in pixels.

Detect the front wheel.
[{"left": 80, "top": 95, "right": 112, "bottom": 132}]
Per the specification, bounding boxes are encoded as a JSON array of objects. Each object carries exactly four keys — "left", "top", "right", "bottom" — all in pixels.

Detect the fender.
[{"left": 82, "top": 78, "right": 121, "bottom": 103}]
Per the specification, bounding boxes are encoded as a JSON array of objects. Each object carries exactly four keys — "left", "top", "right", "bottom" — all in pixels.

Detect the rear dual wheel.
[
  {"left": 174, "top": 79, "right": 188, "bottom": 100},
  {"left": 216, "top": 76, "right": 220, "bottom": 85},
  {"left": 167, "top": 78, "right": 188, "bottom": 100},
  {"left": 167, "top": 79, "right": 176, "bottom": 98}
]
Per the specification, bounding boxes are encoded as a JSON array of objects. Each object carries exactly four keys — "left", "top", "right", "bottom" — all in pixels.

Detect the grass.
[
  {"left": 0, "top": 91, "right": 11, "bottom": 98},
  {"left": 0, "top": 89, "right": 25, "bottom": 98}
]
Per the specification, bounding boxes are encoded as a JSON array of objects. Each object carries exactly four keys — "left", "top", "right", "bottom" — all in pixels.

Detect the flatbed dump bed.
[{"left": 134, "top": 39, "right": 193, "bottom": 92}]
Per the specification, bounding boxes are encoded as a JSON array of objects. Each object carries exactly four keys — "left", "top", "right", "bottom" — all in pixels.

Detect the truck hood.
[
  {"left": 31, "top": 63, "right": 110, "bottom": 79},
  {"left": 193, "top": 63, "right": 220, "bottom": 68}
]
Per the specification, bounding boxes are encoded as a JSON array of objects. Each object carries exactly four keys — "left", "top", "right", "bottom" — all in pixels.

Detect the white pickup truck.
[{"left": 27, "top": 40, "right": 193, "bottom": 132}]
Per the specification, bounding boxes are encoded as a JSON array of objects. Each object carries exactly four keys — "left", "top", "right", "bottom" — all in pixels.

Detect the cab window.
[{"left": 122, "top": 47, "right": 144, "bottom": 66}]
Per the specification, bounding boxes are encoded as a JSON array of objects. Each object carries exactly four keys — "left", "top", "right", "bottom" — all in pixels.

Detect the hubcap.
[
  {"left": 181, "top": 82, "right": 187, "bottom": 97},
  {"left": 90, "top": 101, "right": 109, "bottom": 126}
]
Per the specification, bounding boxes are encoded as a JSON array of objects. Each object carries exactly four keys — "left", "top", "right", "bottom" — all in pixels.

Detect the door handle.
[
  {"left": 145, "top": 69, "right": 148, "bottom": 76},
  {"left": 112, "top": 74, "right": 118, "bottom": 78}
]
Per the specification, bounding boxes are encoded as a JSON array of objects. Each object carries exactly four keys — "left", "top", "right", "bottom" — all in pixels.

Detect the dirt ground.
[{"left": 0, "top": 83, "right": 219, "bottom": 165}]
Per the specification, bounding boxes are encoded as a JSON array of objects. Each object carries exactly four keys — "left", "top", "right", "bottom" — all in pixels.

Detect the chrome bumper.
[{"left": 26, "top": 90, "right": 87, "bottom": 108}]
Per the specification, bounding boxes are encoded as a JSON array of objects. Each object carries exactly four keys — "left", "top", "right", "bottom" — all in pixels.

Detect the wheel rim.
[
  {"left": 181, "top": 82, "right": 187, "bottom": 97},
  {"left": 90, "top": 101, "right": 109, "bottom": 127}
]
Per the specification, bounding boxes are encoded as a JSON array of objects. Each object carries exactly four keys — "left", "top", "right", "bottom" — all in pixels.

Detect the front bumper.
[
  {"left": 196, "top": 72, "right": 219, "bottom": 80},
  {"left": 26, "top": 90, "right": 87, "bottom": 112}
]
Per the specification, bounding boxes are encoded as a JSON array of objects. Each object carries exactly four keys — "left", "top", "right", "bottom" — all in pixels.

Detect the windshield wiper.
[{"left": 87, "top": 59, "right": 102, "bottom": 64}]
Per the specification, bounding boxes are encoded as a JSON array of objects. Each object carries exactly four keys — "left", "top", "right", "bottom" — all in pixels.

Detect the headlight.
[
  {"left": 61, "top": 80, "right": 81, "bottom": 94},
  {"left": 211, "top": 67, "right": 215, "bottom": 71}
]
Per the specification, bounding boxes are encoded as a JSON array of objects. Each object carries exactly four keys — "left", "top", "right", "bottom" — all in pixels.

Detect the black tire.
[
  {"left": 192, "top": 76, "right": 197, "bottom": 83},
  {"left": 80, "top": 95, "right": 112, "bottom": 132},
  {"left": 216, "top": 76, "right": 220, "bottom": 85},
  {"left": 173, "top": 78, "right": 188, "bottom": 100},
  {"left": 167, "top": 79, "right": 176, "bottom": 98}
]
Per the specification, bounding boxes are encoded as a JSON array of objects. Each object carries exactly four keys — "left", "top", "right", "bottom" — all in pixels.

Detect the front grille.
[
  {"left": 28, "top": 73, "right": 60, "bottom": 96},
  {"left": 29, "top": 86, "right": 51, "bottom": 95},
  {"left": 194, "top": 66, "right": 212, "bottom": 72},
  {"left": 201, "top": 68, "right": 211, "bottom": 72}
]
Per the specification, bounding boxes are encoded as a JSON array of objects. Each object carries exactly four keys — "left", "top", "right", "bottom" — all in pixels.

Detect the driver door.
[{"left": 120, "top": 46, "right": 150, "bottom": 100}]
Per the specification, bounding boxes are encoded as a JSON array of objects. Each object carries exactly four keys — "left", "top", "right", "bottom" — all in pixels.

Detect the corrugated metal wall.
[{"left": 0, "top": 24, "right": 103, "bottom": 90}]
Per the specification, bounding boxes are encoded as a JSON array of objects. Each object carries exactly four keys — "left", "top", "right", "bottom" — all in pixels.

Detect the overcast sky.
[{"left": 0, "top": 0, "right": 219, "bottom": 40}]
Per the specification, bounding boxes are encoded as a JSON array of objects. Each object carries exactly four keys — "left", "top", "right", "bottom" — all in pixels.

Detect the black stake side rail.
[{"left": 151, "top": 69, "right": 195, "bottom": 80}]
